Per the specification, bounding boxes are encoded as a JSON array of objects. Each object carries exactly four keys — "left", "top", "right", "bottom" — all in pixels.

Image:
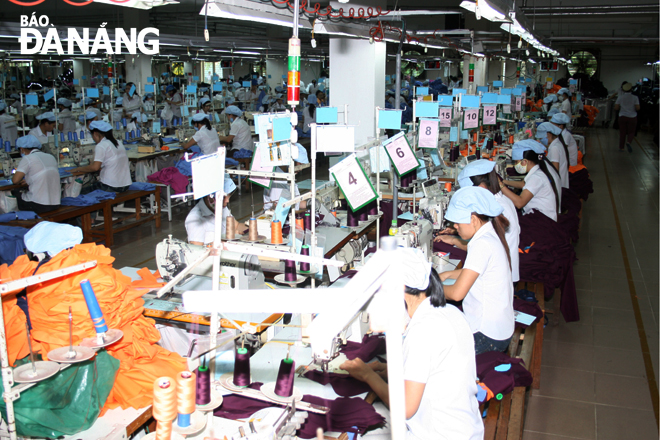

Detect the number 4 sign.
[
  {"left": 329, "top": 153, "right": 378, "bottom": 211},
  {"left": 463, "top": 108, "right": 479, "bottom": 129},
  {"left": 482, "top": 106, "right": 496, "bottom": 125},
  {"left": 384, "top": 132, "right": 420, "bottom": 177}
]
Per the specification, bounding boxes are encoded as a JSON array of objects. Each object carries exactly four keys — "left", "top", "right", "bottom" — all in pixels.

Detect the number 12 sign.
[
  {"left": 463, "top": 108, "right": 480, "bottom": 129},
  {"left": 482, "top": 106, "right": 496, "bottom": 125},
  {"left": 329, "top": 153, "right": 378, "bottom": 211},
  {"left": 384, "top": 132, "right": 420, "bottom": 177}
]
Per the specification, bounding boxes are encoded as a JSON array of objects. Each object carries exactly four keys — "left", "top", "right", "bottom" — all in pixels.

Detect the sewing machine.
[
  {"left": 176, "top": 127, "right": 196, "bottom": 144},
  {"left": 391, "top": 218, "right": 433, "bottom": 258},
  {"left": 155, "top": 237, "right": 265, "bottom": 291},
  {"left": 418, "top": 195, "right": 448, "bottom": 231},
  {"left": 1, "top": 155, "right": 17, "bottom": 178}
]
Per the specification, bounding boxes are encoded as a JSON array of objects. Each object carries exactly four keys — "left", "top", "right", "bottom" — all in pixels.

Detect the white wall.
[
  {"left": 598, "top": 46, "right": 656, "bottom": 92},
  {"left": 124, "top": 55, "right": 152, "bottom": 88},
  {"left": 266, "top": 59, "right": 284, "bottom": 90}
]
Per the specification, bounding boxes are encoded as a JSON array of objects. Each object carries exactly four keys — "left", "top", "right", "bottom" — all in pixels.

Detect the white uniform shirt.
[
  {"left": 547, "top": 138, "right": 569, "bottom": 189},
  {"left": 185, "top": 200, "right": 230, "bottom": 243},
  {"left": 271, "top": 102, "right": 286, "bottom": 112},
  {"left": 192, "top": 126, "right": 222, "bottom": 155},
  {"left": 171, "top": 93, "right": 183, "bottom": 118},
  {"left": 560, "top": 98, "right": 572, "bottom": 117},
  {"left": 122, "top": 94, "right": 143, "bottom": 114},
  {"left": 58, "top": 109, "right": 77, "bottom": 135},
  {"left": 615, "top": 92, "right": 639, "bottom": 118},
  {"left": 94, "top": 138, "right": 132, "bottom": 188},
  {"left": 263, "top": 167, "right": 301, "bottom": 210},
  {"left": 561, "top": 129, "right": 578, "bottom": 166},
  {"left": 403, "top": 299, "right": 484, "bottom": 440},
  {"left": 29, "top": 125, "right": 51, "bottom": 144},
  {"left": 16, "top": 149, "right": 61, "bottom": 205},
  {"left": 494, "top": 192, "right": 520, "bottom": 283},
  {"left": 228, "top": 117, "right": 253, "bottom": 152},
  {"left": 90, "top": 107, "right": 104, "bottom": 121},
  {"left": 463, "top": 221, "right": 514, "bottom": 341},
  {"left": 143, "top": 101, "right": 154, "bottom": 112},
  {"left": 522, "top": 164, "right": 559, "bottom": 221},
  {"left": 303, "top": 106, "right": 316, "bottom": 134},
  {"left": 126, "top": 121, "right": 139, "bottom": 133},
  {"left": 0, "top": 114, "right": 18, "bottom": 147}
]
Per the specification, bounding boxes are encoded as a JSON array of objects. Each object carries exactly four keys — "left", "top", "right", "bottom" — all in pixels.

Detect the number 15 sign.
[{"left": 329, "top": 153, "right": 378, "bottom": 211}]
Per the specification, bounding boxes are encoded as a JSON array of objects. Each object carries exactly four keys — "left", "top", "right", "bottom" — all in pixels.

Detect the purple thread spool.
[
  {"left": 358, "top": 207, "right": 368, "bottom": 221},
  {"left": 368, "top": 201, "right": 378, "bottom": 216},
  {"left": 195, "top": 366, "right": 211, "bottom": 405},
  {"left": 300, "top": 245, "right": 310, "bottom": 272},
  {"left": 274, "top": 358, "right": 296, "bottom": 397},
  {"left": 284, "top": 260, "right": 297, "bottom": 282},
  {"left": 347, "top": 207, "right": 359, "bottom": 227},
  {"left": 233, "top": 347, "right": 251, "bottom": 387},
  {"left": 304, "top": 212, "right": 311, "bottom": 231}
]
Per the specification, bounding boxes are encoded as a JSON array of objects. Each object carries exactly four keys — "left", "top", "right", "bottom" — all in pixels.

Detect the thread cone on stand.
[
  {"left": 233, "top": 347, "right": 251, "bottom": 387},
  {"left": 176, "top": 371, "right": 196, "bottom": 428},
  {"left": 271, "top": 220, "right": 283, "bottom": 244},
  {"left": 195, "top": 365, "right": 211, "bottom": 405},
  {"left": 300, "top": 245, "right": 310, "bottom": 272},
  {"left": 274, "top": 358, "right": 296, "bottom": 397},
  {"left": 248, "top": 218, "right": 258, "bottom": 241},
  {"left": 153, "top": 377, "right": 178, "bottom": 440},
  {"left": 284, "top": 260, "right": 297, "bottom": 282},
  {"left": 226, "top": 216, "right": 236, "bottom": 239}
]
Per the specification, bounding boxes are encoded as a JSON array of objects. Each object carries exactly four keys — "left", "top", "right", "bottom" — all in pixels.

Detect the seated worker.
[
  {"left": 122, "top": 82, "right": 143, "bottom": 117},
  {"left": 11, "top": 134, "right": 61, "bottom": 214},
  {"left": 142, "top": 93, "right": 155, "bottom": 112},
  {"left": 185, "top": 175, "right": 247, "bottom": 245},
  {"left": 56, "top": 98, "right": 77, "bottom": 135},
  {"left": 79, "top": 110, "right": 98, "bottom": 140},
  {"left": 71, "top": 121, "right": 132, "bottom": 193},
  {"left": 340, "top": 248, "right": 484, "bottom": 440},
  {"left": 0, "top": 101, "right": 18, "bottom": 148},
  {"left": 270, "top": 94, "right": 286, "bottom": 111},
  {"left": 111, "top": 97, "right": 124, "bottom": 124},
  {"left": 549, "top": 112, "right": 578, "bottom": 166},
  {"left": 181, "top": 113, "right": 222, "bottom": 155},
  {"left": 198, "top": 97, "right": 212, "bottom": 116},
  {"left": 536, "top": 122, "right": 569, "bottom": 189},
  {"left": 438, "top": 186, "right": 514, "bottom": 355},
  {"left": 29, "top": 112, "right": 56, "bottom": 144},
  {"left": 219, "top": 105, "right": 252, "bottom": 156},
  {"left": 439, "top": 159, "right": 520, "bottom": 283},
  {"left": 127, "top": 111, "right": 146, "bottom": 134},
  {"left": 263, "top": 143, "right": 308, "bottom": 211},
  {"left": 85, "top": 97, "right": 105, "bottom": 120},
  {"left": 501, "top": 140, "right": 561, "bottom": 221}
]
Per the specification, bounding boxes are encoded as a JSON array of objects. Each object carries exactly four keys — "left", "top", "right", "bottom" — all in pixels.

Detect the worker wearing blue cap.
[
  {"left": 165, "top": 84, "right": 183, "bottom": 120},
  {"left": 56, "top": 98, "right": 76, "bottom": 135},
  {"left": 500, "top": 139, "right": 561, "bottom": 221},
  {"left": 71, "top": 120, "right": 132, "bottom": 193},
  {"left": 143, "top": 93, "right": 155, "bottom": 112},
  {"left": 185, "top": 174, "right": 246, "bottom": 245},
  {"left": 29, "top": 112, "right": 56, "bottom": 144},
  {"left": 439, "top": 186, "right": 514, "bottom": 354},
  {"left": 122, "top": 82, "right": 142, "bottom": 117},
  {"left": 11, "top": 134, "right": 60, "bottom": 213},
  {"left": 219, "top": 106, "right": 252, "bottom": 156},
  {"left": 447, "top": 160, "right": 520, "bottom": 283},
  {"left": 0, "top": 101, "right": 18, "bottom": 148},
  {"left": 550, "top": 113, "right": 578, "bottom": 166},
  {"left": 181, "top": 112, "right": 222, "bottom": 155},
  {"left": 557, "top": 88, "right": 572, "bottom": 118},
  {"left": 78, "top": 109, "right": 99, "bottom": 140},
  {"left": 127, "top": 111, "right": 147, "bottom": 133},
  {"left": 537, "top": 122, "right": 569, "bottom": 189}
]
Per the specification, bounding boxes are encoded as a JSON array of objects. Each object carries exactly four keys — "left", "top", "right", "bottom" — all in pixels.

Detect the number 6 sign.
[
  {"left": 384, "top": 132, "right": 420, "bottom": 177},
  {"left": 463, "top": 108, "right": 479, "bottom": 129},
  {"left": 482, "top": 106, "right": 496, "bottom": 125}
]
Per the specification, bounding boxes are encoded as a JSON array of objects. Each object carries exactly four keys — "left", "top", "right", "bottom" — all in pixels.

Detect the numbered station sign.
[
  {"left": 418, "top": 119, "right": 439, "bottom": 149},
  {"left": 482, "top": 106, "right": 497, "bottom": 125},
  {"left": 502, "top": 104, "right": 512, "bottom": 114},
  {"left": 383, "top": 132, "right": 420, "bottom": 177},
  {"left": 463, "top": 108, "right": 480, "bottom": 129},
  {"left": 329, "top": 154, "right": 378, "bottom": 211},
  {"left": 514, "top": 97, "right": 522, "bottom": 112},
  {"left": 439, "top": 107, "right": 452, "bottom": 128},
  {"left": 248, "top": 143, "right": 276, "bottom": 189}
]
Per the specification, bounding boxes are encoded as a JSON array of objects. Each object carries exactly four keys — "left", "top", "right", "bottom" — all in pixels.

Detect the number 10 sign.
[
  {"left": 463, "top": 108, "right": 480, "bottom": 129},
  {"left": 329, "top": 153, "right": 378, "bottom": 211}
]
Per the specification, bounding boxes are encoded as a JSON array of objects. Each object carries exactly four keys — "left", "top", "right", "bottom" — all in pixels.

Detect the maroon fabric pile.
[
  {"left": 559, "top": 187, "right": 582, "bottom": 243},
  {"left": 513, "top": 298, "right": 544, "bottom": 329},
  {"left": 476, "top": 351, "right": 533, "bottom": 398},
  {"left": 569, "top": 169, "right": 594, "bottom": 201}
]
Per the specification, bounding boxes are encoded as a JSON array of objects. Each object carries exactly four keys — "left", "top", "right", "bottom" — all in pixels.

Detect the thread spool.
[
  {"left": 226, "top": 216, "right": 236, "bottom": 239},
  {"left": 248, "top": 217, "right": 258, "bottom": 241},
  {"left": 79, "top": 280, "right": 108, "bottom": 334},
  {"left": 444, "top": 182, "right": 452, "bottom": 192},
  {"left": 271, "top": 220, "right": 283, "bottom": 244},
  {"left": 303, "top": 212, "right": 311, "bottom": 231},
  {"left": 233, "top": 347, "right": 251, "bottom": 387},
  {"left": 358, "top": 207, "right": 368, "bottom": 221},
  {"left": 295, "top": 213, "right": 304, "bottom": 230},
  {"left": 176, "top": 371, "right": 196, "bottom": 428},
  {"left": 347, "top": 207, "right": 359, "bottom": 227},
  {"left": 274, "top": 358, "right": 296, "bottom": 397},
  {"left": 508, "top": 135, "right": 514, "bottom": 145},
  {"left": 284, "top": 260, "right": 297, "bottom": 282},
  {"left": 368, "top": 201, "right": 378, "bottom": 216},
  {"left": 195, "top": 365, "right": 211, "bottom": 405},
  {"left": 300, "top": 245, "right": 311, "bottom": 272},
  {"left": 153, "top": 377, "right": 178, "bottom": 440}
]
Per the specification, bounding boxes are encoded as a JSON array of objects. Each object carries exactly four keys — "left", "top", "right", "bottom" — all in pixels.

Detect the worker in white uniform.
[
  {"left": 111, "top": 97, "right": 124, "bottom": 124},
  {"left": 78, "top": 110, "right": 98, "bottom": 141},
  {"left": 306, "top": 79, "right": 318, "bottom": 96},
  {"left": 85, "top": 98, "right": 105, "bottom": 121},
  {"left": 122, "top": 82, "right": 143, "bottom": 117},
  {"left": 263, "top": 144, "right": 308, "bottom": 211},
  {"left": 165, "top": 85, "right": 184, "bottom": 121},
  {"left": 56, "top": 98, "right": 77, "bottom": 136},
  {"left": 438, "top": 186, "right": 514, "bottom": 354},
  {"left": 198, "top": 97, "right": 212, "bottom": 116},
  {"left": 185, "top": 175, "right": 247, "bottom": 244},
  {"left": 142, "top": 93, "right": 155, "bottom": 112},
  {"left": 270, "top": 94, "right": 286, "bottom": 112},
  {"left": 440, "top": 160, "right": 520, "bottom": 283},
  {"left": 536, "top": 122, "right": 569, "bottom": 189},
  {"left": 10, "top": 134, "right": 60, "bottom": 213},
  {"left": 71, "top": 121, "right": 132, "bottom": 193},
  {"left": 542, "top": 94, "right": 557, "bottom": 113},
  {"left": 614, "top": 82, "right": 640, "bottom": 152},
  {"left": 29, "top": 112, "right": 56, "bottom": 144},
  {"left": 340, "top": 248, "right": 484, "bottom": 440},
  {"left": 0, "top": 102, "right": 18, "bottom": 148},
  {"left": 127, "top": 111, "right": 147, "bottom": 134},
  {"left": 501, "top": 140, "right": 561, "bottom": 221},
  {"left": 219, "top": 105, "right": 253, "bottom": 156},
  {"left": 181, "top": 113, "right": 222, "bottom": 155},
  {"left": 550, "top": 113, "right": 578, "bottom": 166},
  {"left": 557, "top": 88, "right": 572, "bottom": 119}
]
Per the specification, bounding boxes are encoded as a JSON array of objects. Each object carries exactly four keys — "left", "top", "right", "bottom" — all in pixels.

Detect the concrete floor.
[{"left": 108, "top": 128, "right": 659, "bottom": 439}]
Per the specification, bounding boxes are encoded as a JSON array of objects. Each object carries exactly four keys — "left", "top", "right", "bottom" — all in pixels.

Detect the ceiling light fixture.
[{"left": 459, "top": 0, "right": 510, "bottom": 23}]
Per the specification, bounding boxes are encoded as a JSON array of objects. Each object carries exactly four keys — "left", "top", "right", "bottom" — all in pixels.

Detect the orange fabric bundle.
[
  {"left": 583, "top": 105, "right": 599, "bottom": 126},
  {"left": 0, "top": 243, "right": 186, "bottom": 413},
  {"left": 569, "top": 150, "right": 587, "bottom": 173}
]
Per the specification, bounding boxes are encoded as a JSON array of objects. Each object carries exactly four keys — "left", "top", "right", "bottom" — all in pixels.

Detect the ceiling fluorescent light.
[
  {"left": 460, "top": 0, "right": 510, "bottom": 22},
  {"left": 93, "top": 0, "right": 178, "bottom": 10},
  {"left": 233, "top": 51, "right": 260, "bottom": 55},
  {"left": 201, "top": 2, "right": 307, "bottom": 29}
]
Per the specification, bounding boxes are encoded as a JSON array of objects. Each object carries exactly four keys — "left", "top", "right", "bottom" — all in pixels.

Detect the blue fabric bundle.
[
  {"left": 61, "top": 190, "right": 116, "bottom": 206},
  {"left": 233, "top": 149, "right": 253, "bottom": 159},
  {"left": 0, "top": 226, "right": 29, "bottom": 265},
  {"left": 0, "top": 211, "right": 38, "bottom": 222},
  {"left": 129, "top": 182, "right": 156, "bottom": 191}
]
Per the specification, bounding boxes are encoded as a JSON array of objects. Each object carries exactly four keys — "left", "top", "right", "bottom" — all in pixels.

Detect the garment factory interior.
[{"left": 0, "top": 0, "right": 657, "bottom": 439}]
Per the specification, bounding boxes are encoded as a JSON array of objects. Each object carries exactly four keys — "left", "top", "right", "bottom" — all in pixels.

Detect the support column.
[
  {"left": 266, "top": 58, "right": 285, "bottom": 90},
  {"left": 123, "top": 9, "right": 153, "bottom": 88},
  {"left": 72, "top": 59, "right": 90, "bottom": 83}
]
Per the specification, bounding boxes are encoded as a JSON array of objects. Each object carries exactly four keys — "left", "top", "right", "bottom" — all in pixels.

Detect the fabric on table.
[
  {"left": 226, "top": 157, "right": 240, "bottom": 167},
  {"left": 517, "top": 210, "right": 579, "bottom": 322},
  {"left": 569, "top": 167, "right": 594, "bottom": 201},
  {"left": 513, "top": 298, "right": 544, "bottom": 329},
  {"left": 128, "top": 182, "right": 156, "bottom": 191},
  {"left": 0, "top": 243, "right": 187, "bottom": 412},
  {"left": 0, "top": 225, "right": 28, "bottom": 265},
  {"left": 432, "top": 240, "right": 467, "bottom": 264},
  {"left": 340, "top": 334, "right": 386, "bottom": 361},
  {"left": 147, "top": 167, "right": 189, "bottom": 194},
  {"left": 475, "top": 351, "right": 532, "bottom": 399},
  {"left": 233, "top": 148, "right": 253, "bottom": 159},
  {"left": 559, "top": 187, "right": 582, "bottom": 243},
  {"left": 130, "top": 267, "right": 163, "bottom": 288},
  {"left": 303, "top": 369, "right": 372, "bottom": 397},
  {"left": 173, "top": 146, "right": 201, "bottom": 177},
  {"left": 0, "top": 211, "right": 38, "bottom": 222},
  {"left": 0, "top": 179, "right": 12, "bottom": 187},
  {"left": 61, "top": 190, "right": 116, "bottom": 206}
]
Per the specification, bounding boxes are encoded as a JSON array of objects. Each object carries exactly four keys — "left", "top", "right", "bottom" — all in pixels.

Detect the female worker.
[
  {"left": 29, "top": 112, "right": 56, "bottom": 144},
  {"left": 122, "top": 82, "right": 143, "bottom": 117},
  {"left": 79, "top": 110, "right": 98, "bottom": 141},
  {"left": 219, "top": 105, "right": 252, "bottom": 156},
  {"left": 437, "top": 186, "right": 514, "bottom": 354},
  {"left": 557, "top": 88, "right": 572, "bottom": 118},
  {"left": 198, "top": 97, "right": 212, "bottom": 116},
  {"left": 127, "top": 112, "right": 146, "bottom": 134},
  {"left": 549, "top": 113, "right": 578, "bottom": 166},
  {"left": 72, "top": 121, "right": 132, "bottom": 193},
  {"left": 56, "top": 98, "right": 76, "bottom": 135},
  {"left": 142, "top": 93, "right": 155, "bottom": 112},
  {"left": 500, "top": 140, "right": 561, "bottom": 221},
  {"left": 165, "top": 85, "right": 184, "bottom": 122},
  {"left": 537, "top": 122, "right": 569, "bottom": 189},
  {"left": 340, "top": 248, "right": 484, "bottom": 440},
  {"left": 443, "top": 160, "right": 520, "bottom": 283},
  {"left": 10, "top": 134, "right": 60, "bottom": 213},
  {"left": 181, "top": 113, "right": 221, "bottom": 155},
  {"left": 614, "top": 82, "right": 640, "bottom": 152}
]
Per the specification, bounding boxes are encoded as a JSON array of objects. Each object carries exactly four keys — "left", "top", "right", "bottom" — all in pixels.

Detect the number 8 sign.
[{"left": 463, "top": 108, "right": 479, "bottom": 129}]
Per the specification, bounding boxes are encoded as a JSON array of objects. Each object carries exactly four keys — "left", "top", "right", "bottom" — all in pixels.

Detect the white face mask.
[
  {"left": 558, "top": 96, "right": 564, "bottom": 102},
  {"left": 515, "top": 161, "right": 528, "bottom": 174}
]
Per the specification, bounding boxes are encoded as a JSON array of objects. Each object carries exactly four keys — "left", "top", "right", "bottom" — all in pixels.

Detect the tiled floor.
[{"left": 522, "top": 128, "right": 659, "bottom": 439}]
